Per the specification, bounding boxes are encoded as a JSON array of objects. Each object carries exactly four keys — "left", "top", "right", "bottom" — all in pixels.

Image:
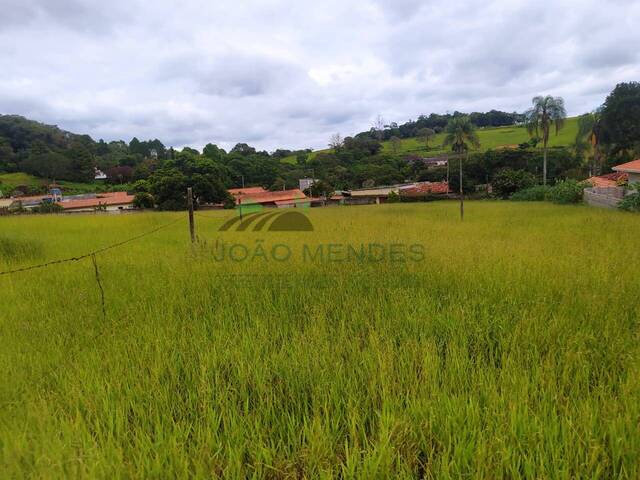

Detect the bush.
[
  {"left": 510, "top": 185, "right": 550, "bottom": 201},
  {"left": 546, "top": 179, "right": 586, "bottom": 204},
  {"left": 387, "top": 191, "right": 400, "bottom": 203},
  {"left": 32, "top": 201, "right": 63, "bottom": 214},
  {"left": 133, "top": 192, "right": 155, "bottom": 209},
  {"left": 618, "top": 183, "right": 640, "bottom": 212},
  {"left": 492, "top": 168, "right": 536, "bottom": 199}
]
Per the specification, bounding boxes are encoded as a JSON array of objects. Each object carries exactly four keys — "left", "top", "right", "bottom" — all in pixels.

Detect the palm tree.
[
  {"left": 443, "top": 116, "right": 480, "bottom": 220},
  {"left": 575, "top": 110, "right": 602, "bottom": 176},
  {"left": 525, "top": 95, "right": 567, "bottom": 185}
]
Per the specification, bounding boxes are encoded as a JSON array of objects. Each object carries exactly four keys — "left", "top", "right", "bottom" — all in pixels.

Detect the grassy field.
[
  {"left": 282, "top": 117, "right": 579, "bottom": 164},
  {"left": 0, "top": 172, "right": 125, "bottom": 195},
  {"left": 1, "top": 202, "right": 639, "bottom": 478}
]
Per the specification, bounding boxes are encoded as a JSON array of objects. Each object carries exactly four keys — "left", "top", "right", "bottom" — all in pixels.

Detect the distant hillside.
[{"left": 281, "top": 117, "right": 579, "bottom": 164}]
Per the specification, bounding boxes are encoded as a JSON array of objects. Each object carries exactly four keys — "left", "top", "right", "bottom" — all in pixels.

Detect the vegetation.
[
  {"left": 492, "top": 168, "right": 536, "bottom": 199},
  {"left": 618, "top": 183, "right": 640, "bottom": 212},
  {"left": 510, "top": 185, "right": 551, "bottom": 201},
  {"left": 525, "top": 96, "right": 567, "bottom": 185},
  {"left": 545, "top": 179, "right": 586, "bottom": 204},
  {"left": 1, "top": 203, "right": 639, "bottom": 477},
  {"left": 443, "top": 116, "right": 480, "bottom": 219}
]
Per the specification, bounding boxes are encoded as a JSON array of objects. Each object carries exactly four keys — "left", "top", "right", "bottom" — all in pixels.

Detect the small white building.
[{"left": 299, "top": 178, "right": 318, "bottom": 191}]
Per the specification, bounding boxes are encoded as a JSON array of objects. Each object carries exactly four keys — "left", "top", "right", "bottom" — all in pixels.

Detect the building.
[
  {"left": 94, "top": 168, "right": 107, "bottom": 180},
  {"left": 228, "top": 186, "right": 268, "bottom": 196},
  {"left": 0, "top": 198, "right": 17, "bottom": 215},
  {"left": 11, "top": 194, "right": 53, "bottom": 210},
  {"left": 583, "top": 161, "right": 639, "bottom": 209},
  {"left": 344, "top": 182, "right": 449, "bottom": 205},
  {"left": 400, "top": 182, "right": 450, "bottom": 199},
  {"left": 237, "top": 189, "right": 309, "bottom": 208},
  {"left": 299, "top": 178, "right": 318, "bottom": 191},
  {"left": 57, "top": 191, "right": 135, "bottom": 213},
  {"left": 612, "top": 159, "right": 640, "bottom": 185},
  {"left": 309, "top": 194, "right": 344, "bottom": 207},
  {"left": 586, "top": 171, "right": 628, "bottom": 188}
]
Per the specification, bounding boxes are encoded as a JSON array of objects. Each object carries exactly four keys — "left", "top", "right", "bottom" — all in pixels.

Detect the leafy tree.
[
  {"left": 525, "top": 95, "right": 567, "bottom": 185},
  {"left": 389, "top": 136, "right": 402, "bottom": 154},
  {"left": 492, "top": 168, "right": 536, "bottom": 199},
  {"left": 600, "top": 82, "right": 640, "bottom": 156},
  {"left": 304, "top": 180, "right": 334, "bottom": 199},
  {"left": 230, "top": 143, "right": 256, "bottom": 156},
  {"left": 443, "top": 116, "right": 480, "bottom": 220},
  {"left": 149, "top": 168, "right": 188, "bottom": 210},
  {"left": 203, "top": 143, "right": 225, "bottom": 161},
  {"left": 133, "top": 192, "right": 155, "bottom": 209},
  {"left": 66, "top": 141, "right": 95, "bottom": 182},
  {"left": 417, "top": 128, "right": 436, "bottom": 150},
  {"left": 106, "top": 165, "right": 134, "bottom": 184},
  {"left": 329, "top": 133, "right": 343, "bottom": 151},
  {"left": 575, "top": 111, "right": 603, "bottom": 176}
]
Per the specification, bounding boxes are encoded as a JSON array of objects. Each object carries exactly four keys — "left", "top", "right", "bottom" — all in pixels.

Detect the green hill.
[{"left": 282, "top": 117, "right": 579, "bottom": 163}]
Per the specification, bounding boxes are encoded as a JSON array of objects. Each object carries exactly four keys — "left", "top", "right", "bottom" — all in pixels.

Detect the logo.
[{"left": 219, "top": 208, "right": 313, "bottom": 232}]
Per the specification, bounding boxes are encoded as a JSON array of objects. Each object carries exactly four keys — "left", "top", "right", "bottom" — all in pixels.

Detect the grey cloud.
[
  {"left": 0, "top": 0, "right": 122, "bottom": 34},
  {"left": 1, "top": 0, "right": 639, "bottom": 150}
]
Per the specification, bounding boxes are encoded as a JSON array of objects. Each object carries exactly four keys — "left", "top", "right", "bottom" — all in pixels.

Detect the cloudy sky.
[{"left": 1, "top": 0, "right": 639, "bottom": 151}]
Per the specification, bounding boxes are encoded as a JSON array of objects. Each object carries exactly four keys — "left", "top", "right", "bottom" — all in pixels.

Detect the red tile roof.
[
  {"left": 228, "top": 186, "right": 268, "bottom": 196},
  {"left": 587, "top": 172, "right": 628, "bottom": 188},
  {"left": 613, "top": 159, "right": 640, "bottom": 174},
  {"left": 58, "top": 191, "right": 135, "bottom": 210},
  {"left": 400, "top": 182, "right": 449, "bottom": 196},
  {"left": 238, "top": 189, "right": 307, "bottom": 205}
]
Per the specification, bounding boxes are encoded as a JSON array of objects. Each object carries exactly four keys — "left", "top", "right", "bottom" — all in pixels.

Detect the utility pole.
[
  {"left": 446, "top": 158, "right": 450, "bottom": 188},
  {"left": 241, "top": 175, "right": 245, "bottom": 188},
  {"left": 459, "top": 155, "right": 464, "bottom": 221},
  {"left": 187, "top": 187, "right": 195, "bottom": 243}
]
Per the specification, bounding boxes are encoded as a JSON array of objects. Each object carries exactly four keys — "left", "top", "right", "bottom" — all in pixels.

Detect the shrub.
[
  {"left": 618, "top": 183, "right": 640, "bottom": 212},
  {"left": 510, "top": 185, "right": 551, "bottom": 201},
  {"left": 32, "top": 201, "right": 63, "bottom": 214},
  {"left": 387, "top": 191, "right": 400, "bottom": 203},
  {"left": 133, "top": 192, "right": 155, "bottom": 209},
  {"left": 546, "top": 179, "right": 585, "bottom": 204},
  {"left": 493, "top": 168, "right": 536, "bottom": 199}
]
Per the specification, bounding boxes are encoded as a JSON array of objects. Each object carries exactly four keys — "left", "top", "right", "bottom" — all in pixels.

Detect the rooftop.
[
  {"left": 58, "top": 191, "right": 135, "bottom": 210},
  {"left": 228, "top": 186, "right": 268, "bottom": 196},
  {"left": 239, "top": 189, "right": 307, "bottom": 205},
  {"left": 612, "top": 159, "right": 640, "bottom": 174}
]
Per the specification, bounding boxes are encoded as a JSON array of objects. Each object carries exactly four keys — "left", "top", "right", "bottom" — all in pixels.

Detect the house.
[
  {"left": 345, "top": 184, "right": 406, "bottom": 205},
  {"left": 228, "top": 186, "right": 268, "bottom": 196},
  {"left": 236, "top": 189, "right": 310, "bottom": 208},
  {"left": 11, "top": 194, "right": 54, "bottom": 210},
  {"left": 57, "top": 191, "right": 135, "bottom": 213},
  {"left": 309, "top": 194, "right": 344, "bottom": 207},
  {"left": 0, "top": 198, "right": 17, "bottom": 215},
  {"left": 344, "top": 182, "right": 449, "bottom": 205},
  {"left": 399, "top": 181, "right": 450, "bottom": 199},
  {"left": 612, "top": 159, "right": 640, "bottom": 185},
  {"left": 586, "top": 171, "right": 628, "bottom": 188}
]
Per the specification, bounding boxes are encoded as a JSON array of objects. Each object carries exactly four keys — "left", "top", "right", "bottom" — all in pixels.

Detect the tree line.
[{"left": 0, "top": 82, "right": 639, "bottom": 209}]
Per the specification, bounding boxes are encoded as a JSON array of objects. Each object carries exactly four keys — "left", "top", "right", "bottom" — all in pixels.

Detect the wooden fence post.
[{"left": 187, "top": 187, "right": 195, "bottom": 243}]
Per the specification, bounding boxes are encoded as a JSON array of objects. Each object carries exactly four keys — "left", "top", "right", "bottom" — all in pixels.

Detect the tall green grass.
[{"left": 0, "top": 203, "right": 638, "bottom": 478}]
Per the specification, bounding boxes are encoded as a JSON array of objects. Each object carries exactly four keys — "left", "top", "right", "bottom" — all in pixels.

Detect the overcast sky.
[{"left": 1, "top": 0, "right": 639, "bottom": 151}]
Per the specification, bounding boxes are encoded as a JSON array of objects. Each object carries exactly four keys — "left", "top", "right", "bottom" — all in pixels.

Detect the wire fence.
[{"left": 0, "top": 216, "right": 184, "bottom": 321}]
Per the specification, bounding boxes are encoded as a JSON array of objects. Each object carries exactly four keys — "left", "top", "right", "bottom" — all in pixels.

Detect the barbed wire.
[{"left": 0, "top": 216, "right": 183, "bottom": 276}]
